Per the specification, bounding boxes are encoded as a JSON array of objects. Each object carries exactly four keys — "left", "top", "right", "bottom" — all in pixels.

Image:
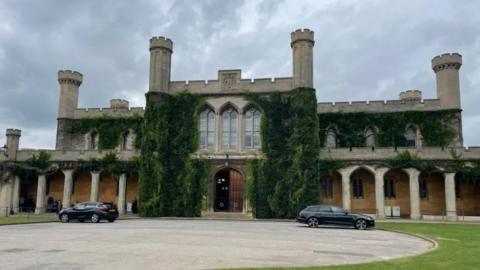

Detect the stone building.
[{"left": 0, "top": 28, "right": 479, "bottom": 220}]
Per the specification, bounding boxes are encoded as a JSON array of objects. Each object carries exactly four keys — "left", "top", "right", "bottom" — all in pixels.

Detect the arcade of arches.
[{"left": 320, "top": 166, "right": 480, "bottom": 219}]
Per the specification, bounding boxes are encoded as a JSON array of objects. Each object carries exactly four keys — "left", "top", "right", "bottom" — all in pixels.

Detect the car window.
[
  {"left": 74, "top": 203, "right": 86, "bottom": 210},
  {"left": 317, "top": 205, "right": 332, "bottom": 212},
  {"left": 332, "top": 206, "right": 346, "bottom": 213}
]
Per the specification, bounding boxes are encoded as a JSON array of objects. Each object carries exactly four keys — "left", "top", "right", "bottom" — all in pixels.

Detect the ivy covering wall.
[
  {"left": 318, "top": 110, "right": 460, "bottom": 147},
  {"left": 138, "top": 92, "right": 209, "bottom": 217},
  {"left": 69, "top": 115, "right": 143, "bottom": 149},
  {"left": 246, "top": 88, "right": 321, "bottom": 219}
]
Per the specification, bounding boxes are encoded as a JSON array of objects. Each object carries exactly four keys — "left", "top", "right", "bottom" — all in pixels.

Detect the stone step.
[{"left": 201, "top": 212, "right": 253, "bottom": 220}]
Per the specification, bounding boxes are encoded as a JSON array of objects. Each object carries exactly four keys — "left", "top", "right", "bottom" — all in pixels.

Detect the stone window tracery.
[
  {"left": 86, "top": 130, "right": 99, "bottom": 150},
  {"left": 221, "top": 107, "right": 238, "bottom": 149},
  {"left": 199, "top": 108, "right": 215, "bottom": 149},
  {"left": 365, "top": 127, "right": 376, "bottom": 147},
  {"left": 122, "top": 129, "right": 135, "bottom": 150},
  {"left": 244, "top": 108, "right": 261, "bottom": 149},
  {"left": 405, "top": 125, "right": 417, "bottom": 147},
  {"left": 325, "top": 128, "right": 337, "bottom": 148}
]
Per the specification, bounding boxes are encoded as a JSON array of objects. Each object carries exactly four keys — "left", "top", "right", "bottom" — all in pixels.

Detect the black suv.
[
  {"left": 59, "top": 202, "right": 119, "bottom": 223},
  {"left": 296, "top": 205, "right": 375, "bottom": 230}
]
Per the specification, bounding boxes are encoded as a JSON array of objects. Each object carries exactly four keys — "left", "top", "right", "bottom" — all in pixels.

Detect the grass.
[
  {"left": 0, "top": 214, "right": 58, "bottom": 225},
  {"left": 238, "top": 222, "right": 480, "bottom": 270}
]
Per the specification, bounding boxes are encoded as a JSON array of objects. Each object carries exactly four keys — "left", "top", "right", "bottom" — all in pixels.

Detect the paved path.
[{"left": 0, "top": 219, "right": 433, "bottom": 270}]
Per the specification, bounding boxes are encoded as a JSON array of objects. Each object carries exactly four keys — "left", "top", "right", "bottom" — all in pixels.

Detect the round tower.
[
  {"left": 291, "top": 28, "right": 315, "bottom": 88},
  {"left": 5, "top": 128, "right": 21, "bottom": 161},
  {"left": 149, "top": 36, "right": 173, "bottom": 93},
  {"left": 432, "top": 53, "right": 462, "bottom": 109},
  {"left": 58, "top": 70, "right": 83, "bottom": 118}
]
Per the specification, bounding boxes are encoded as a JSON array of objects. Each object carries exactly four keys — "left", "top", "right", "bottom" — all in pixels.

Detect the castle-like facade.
[{"left": 1, "top": 28, "right": 479, "bottom": 220}]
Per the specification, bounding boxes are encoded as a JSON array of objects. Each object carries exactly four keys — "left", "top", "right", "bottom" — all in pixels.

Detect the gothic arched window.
[
  {"left": 244, "top": 108, "right": 261, "bottom": 149},
  {"left": 405, "top": 125, "right": 417, "bottom": 147},
  {"left": 122, "top": 130, "right": 135, "bottom": 150},
  {"left": 221, "top": 107, "right": 238, "bottom": 149},
  {"left": 199, "top": 108, "right": 215, "bottom": 149},
  {"left": 365, "top": 127, "right": 376, "bottom": 147},
  {"left": 87, "top": 130, "right": 99, "bottom": 150},
  {"left": 325, "top": 128, "right": 337, "bottom": 148}
]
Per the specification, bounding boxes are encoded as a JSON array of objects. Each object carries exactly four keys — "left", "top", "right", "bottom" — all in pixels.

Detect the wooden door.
[{"left": 229, "top": 170, "right": 244, "bottom": 212}]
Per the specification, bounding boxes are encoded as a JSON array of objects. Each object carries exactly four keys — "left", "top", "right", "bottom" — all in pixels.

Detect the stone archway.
[{"left": 214, "top": 168, "right": 244, "bottom": 212}]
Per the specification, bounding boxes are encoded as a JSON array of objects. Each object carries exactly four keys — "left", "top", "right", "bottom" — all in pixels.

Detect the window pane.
[
  {"left": 253, "top": 133, "right": 260, "bottom": 148},
  {"left": 231, "top": 132, "right": 237, "bottom": 148},
  {"left": 200, "top": 132, "right": 206, "bottom": 148},
  {"left": 207, "top": 131, "right": 215, "bottom": 147},
  {"left": 245, "top": 134, "right": 252, "bottom": 148}
]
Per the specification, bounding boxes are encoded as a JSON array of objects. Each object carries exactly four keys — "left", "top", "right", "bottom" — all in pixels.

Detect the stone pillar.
[
  {"left": 405, "top": 168, "right": 421, "bottom": 220},
  {"left": 339, "top": 167, "right": 354, "bottom": 211},
  {"left": 444, "top": 172, "right": 457, "bottom": 220},
  {"left": 90, "top": 171, "right": 100, "bottom": 202},
  {"left": 11, "top": 176, "right": 20, "bottom": 213},
  {"left": 375, "top": 168, "right": 388, "bottom": 219},
  {"left": 118, "top": 174, "right": 127, "bottom": 215},
  {"left": 35, "top": 174, "right": 47, "bottom": 214},
  {"left": 62, "top": 170, "right": 74, "bottom": 209},
  {"left": 0, "top": 180, "right": 13, "bottom": 216}
]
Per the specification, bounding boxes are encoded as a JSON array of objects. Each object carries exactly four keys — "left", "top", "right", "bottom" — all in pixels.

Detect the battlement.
[
  {"left": 432, "top": 53, "right": 462, "bottom": 72},
  {"left": 6, "top": 128, "right": 21, "bottom": 137},
  {"left": 169, "top": 76, "right": 293, "bottom": 94},
  {"left": 399, "top": 90, "right": 422, "bottom": 102},
  {"left": 110, "top": 99, "right": 129, "bottom": 109},
  {"left": 291, "top": 28, "right": 314, "bottom": 47},
  {"left": 149, "top": 36, "right": 173, "bottom": 52},
  {"left": 73, "top": 107, "right": 144, "bottom": 118},
  {"left": 58, "top": 70, "right": 83, "bottom": 86},
  {"left": 317, "top": 98, "right": 441, "bottom": 113}
]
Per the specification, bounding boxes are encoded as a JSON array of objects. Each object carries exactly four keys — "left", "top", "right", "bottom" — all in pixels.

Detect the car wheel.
[
  {"left": 79, "top": 219, "right": 84, "bottom": 223},
  {"left": 355, "top": 219, "right": 367, "bottom": 230},
  {"left": 60, "top": 214, "right": 69, "bottom": 223},
  {"left": 90, "top": 213, "right": 100, "bottom": 223},
  {"left": 108, "top": 219, "right": 116, "bottom": 223},
  {"left": 307, "top": 217, "right": 319, "bottom": 228}
]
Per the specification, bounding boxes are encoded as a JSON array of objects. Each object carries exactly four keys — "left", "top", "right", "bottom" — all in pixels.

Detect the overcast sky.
[{"left": 1, "top": 0, "right": 479, "bottom": 149}]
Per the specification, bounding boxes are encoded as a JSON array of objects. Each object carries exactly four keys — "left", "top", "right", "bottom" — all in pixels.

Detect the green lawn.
[
  {"left": 239, "top": 222, "right": 480, "bottom": 270},
  {"left": 0, "top": 214, "right": 58, "bottom": 225}
]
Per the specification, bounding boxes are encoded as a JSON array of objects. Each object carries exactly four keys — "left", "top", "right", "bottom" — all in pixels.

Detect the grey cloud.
[{"left": 0, "top": 0, "right": 479, "bottom": 148}]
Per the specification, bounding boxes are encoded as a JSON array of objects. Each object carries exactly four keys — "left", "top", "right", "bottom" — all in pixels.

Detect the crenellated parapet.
[
  {"left": 149, "top": 36, "right": 173, "bottom": 52},
  {"left": 58, "top": 70, "right": 83, "bottom": 86},
  {"left": 432, "top": 53, "right": 462, "bottom": 73},
  {"left": 399, "top": 90, "right": 422, "bottom": 102}
]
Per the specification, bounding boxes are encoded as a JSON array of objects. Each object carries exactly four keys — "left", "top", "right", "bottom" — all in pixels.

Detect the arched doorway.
[{"left": 214, "top": 168, "right": 244, "bottom": 212}]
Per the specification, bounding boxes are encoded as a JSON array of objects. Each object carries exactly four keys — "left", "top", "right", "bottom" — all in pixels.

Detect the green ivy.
[
  {"left": 387, "top": 151, "right": 437, "bottom": 172},
  {"left": 13, "top": 150, "right": 53, "bottom": 178},
  {"left": 77, "top": 152, "right": 139, "bottom": 177},
  {"left": 138, "top": 92, "right": 208, "bottom": 217},
  {"left": 318, "top": 110, "right": 460, "bottom": 147},
  {"left": 246, "top": 88, "right": 320, "bottom": 219},
  {"left": 69, "top": 115, "right": 143, "bottom": 149}
]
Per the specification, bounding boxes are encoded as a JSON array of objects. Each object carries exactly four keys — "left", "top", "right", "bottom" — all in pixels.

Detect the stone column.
[
  {"left": 375, "top": 168, "right": 388, "bottom": 219},
  {"left": 62, "top": 170, "right": 74, "bottom": 209},
  {"left": 118, "top": 174, "right": 127, "bottom": 215},
  {"left": 0, "top": 180, "right": 13, "bottom": 216},
  {"left": 11, "top": 176, "right": 20, "bottom": 213},
  {"left": 444, "top": 172, "right": 457, "bottom": 220},
  {"left": 405, "top": 168, "right": 421, "bottom": 220},
  {"left": 339, "top": 167, "right": 354, "bottom": 211},
  {"left": 35, "top": 174, "right": 47, "bottom": 214},
  {"left": 90, "top": 171, "right": 100, "bottom": 202}
]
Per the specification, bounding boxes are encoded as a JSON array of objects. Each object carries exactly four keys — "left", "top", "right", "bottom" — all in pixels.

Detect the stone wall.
[{"left": 317, "top": 99, "right": 441, "bottom": 113}]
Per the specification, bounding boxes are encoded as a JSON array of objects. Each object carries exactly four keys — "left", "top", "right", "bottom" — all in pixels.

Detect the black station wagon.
[
  {"left": 296, "top": 204, "right": 375, "bottom": 230},
  {"left": 59, "top": 202, "right": 118, "bottom": 223}
]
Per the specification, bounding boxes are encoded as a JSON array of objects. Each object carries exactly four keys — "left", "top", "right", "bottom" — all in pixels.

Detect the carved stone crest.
[{"left": 219, "top": 70, "right": 241, "bottom": 90}]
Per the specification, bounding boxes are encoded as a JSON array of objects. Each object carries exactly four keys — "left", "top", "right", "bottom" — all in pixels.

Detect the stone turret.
[
  {"left": 432, "top": 53, "right": 462, "bottom": 109},
  {"left": 58, "top": 70, "right": 83, "bottom": 118},
  {"left": 399, "top": 90, "right": 422, "bottom": 102},
  {"left": 110, "top": 99, "right": 129, "bottom": 109},
  {"left": 5, "top": 128, "right": 20, "bottom": 161},
  {"left": 291, "top": 28, "right": 315, "bottom": 88},
  {"left": 149, "top": 36, "right": 173, "bottom": 93}
]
